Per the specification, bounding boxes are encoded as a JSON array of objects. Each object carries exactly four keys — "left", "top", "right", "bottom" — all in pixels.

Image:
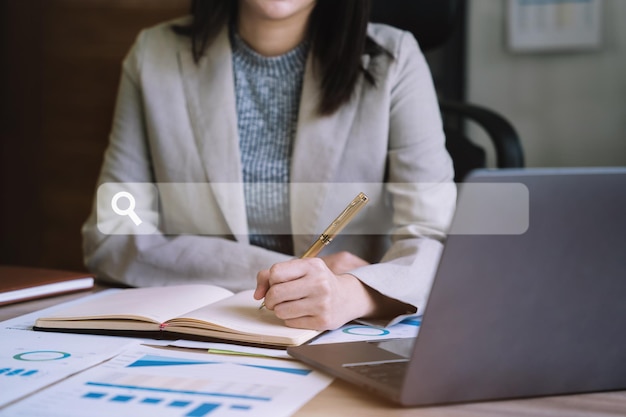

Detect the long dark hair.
[{"left": 173, "top": 0, "right": 382, "bottom": 115}]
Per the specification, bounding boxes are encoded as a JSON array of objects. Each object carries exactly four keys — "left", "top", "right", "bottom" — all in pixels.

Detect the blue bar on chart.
[
  {"left": 83, "top": 392, "right": 107, "bottom": 399},
  {"left": 140, "top": 397, "right": 163, "bottom": 404},
  {"left": 230, "top": 404, "right": 252, "bottom": 411},
  {"left": 186, "top": 403, "right": 221, "bottom": 417},
  {"left": 110, "top": 395, "right": 134, "bottom": 403},
  {"left": 169, "top": 400, "right": 192, "bottom": 408}
]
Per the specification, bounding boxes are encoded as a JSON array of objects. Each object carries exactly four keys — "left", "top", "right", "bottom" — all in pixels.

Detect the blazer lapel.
[
  {"left": 179, "top": 27, "right": 248, "bottom": 241},
  {"left": 178, "top": 30, "right": 366, "bottom": 252},
  {"left": 290, "top": 57, "right": 364, "bottom": 254}
]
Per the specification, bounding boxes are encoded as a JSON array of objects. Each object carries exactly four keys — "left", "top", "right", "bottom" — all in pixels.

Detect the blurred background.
[{"left": 1, "top": 0, "right": 624, "bottom": 272}]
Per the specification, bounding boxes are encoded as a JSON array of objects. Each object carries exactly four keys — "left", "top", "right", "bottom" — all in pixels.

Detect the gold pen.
[
  {"left": 259, "top": 192, "right": 369, "bottom": 309},
  {"left": 300, "top": 191, "right": 369, "bottom": 258}
]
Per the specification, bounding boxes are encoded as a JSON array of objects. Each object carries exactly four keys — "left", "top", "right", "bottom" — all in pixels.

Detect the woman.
[{"left": 82, "top": 0, "right": 456, "bottom": 330}]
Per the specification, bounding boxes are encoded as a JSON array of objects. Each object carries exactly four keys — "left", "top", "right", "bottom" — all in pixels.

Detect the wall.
[
  {"left": 466, "top": 0, "right": 626, "bottom": 167},
  {"left": 0, "top": 0, "right": 188, "bottom": 270}
]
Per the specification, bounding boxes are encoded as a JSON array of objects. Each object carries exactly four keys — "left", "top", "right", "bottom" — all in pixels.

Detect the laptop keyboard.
[{"left": 345, "top": 360, "right": 409, "bottom": 390}]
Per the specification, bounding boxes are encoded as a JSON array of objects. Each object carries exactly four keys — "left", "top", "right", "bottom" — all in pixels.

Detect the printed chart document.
[
  {"left": 310, "top": 316, "right": 422, "bottom": 345},
  {"left": 34, "top": 285, "right": 322, "bottom": 347},
  {"left": 1, "top": 345, "right": 334, "bottom": 417},
  {"left": 0, "top": 329, "right": 138, "bottom": 408}
]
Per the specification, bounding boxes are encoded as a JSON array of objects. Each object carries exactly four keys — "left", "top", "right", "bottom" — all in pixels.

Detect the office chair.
[{"left": 370, "top": 0, "right": 525, "bottom": 182}]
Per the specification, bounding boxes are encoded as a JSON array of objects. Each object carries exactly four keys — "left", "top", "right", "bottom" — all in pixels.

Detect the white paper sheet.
[
  {"left": 168, "top": 340, "right": 292, "bottom": 360},
  {"left": 1, "top": 345, "right": 333, "bottom": 417},
  {"left": 310, "top": 316, "right": 421, "bottom": 345},
  {"left": 0, "top": 329, "right": 138, "bottom": 408}
]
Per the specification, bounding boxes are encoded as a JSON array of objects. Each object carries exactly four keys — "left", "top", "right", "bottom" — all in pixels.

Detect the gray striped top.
[{"left": 230, "top": 29, "right": 309, "bottom": 255}]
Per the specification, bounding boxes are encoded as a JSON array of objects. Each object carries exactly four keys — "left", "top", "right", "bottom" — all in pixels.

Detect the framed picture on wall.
[{"left": 507, "top": 0, "right": 603, "bottom": 52}]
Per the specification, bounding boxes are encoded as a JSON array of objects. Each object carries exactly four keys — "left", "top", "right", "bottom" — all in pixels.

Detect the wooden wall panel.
[
  {"left": 1, "top": 0, "right": 188, "bottom": 270},
  {"left": 0, "top": 0, "right": 45, "bottom": 268}
]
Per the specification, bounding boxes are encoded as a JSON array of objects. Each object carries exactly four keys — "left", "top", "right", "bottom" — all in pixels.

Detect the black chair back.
[
  {"left": 370, "top": 0, "right": 461, "bottom": 51},
  {"left": 370, "top": 0, "right": 524, "bottom": 182}
]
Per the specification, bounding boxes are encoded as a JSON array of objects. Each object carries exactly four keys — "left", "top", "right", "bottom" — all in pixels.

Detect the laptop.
[{"left": 288, "top": 167, "right": 626, "bottom": 406}]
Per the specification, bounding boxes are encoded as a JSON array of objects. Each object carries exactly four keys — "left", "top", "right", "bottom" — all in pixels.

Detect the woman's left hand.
[{"left": 319, "top": 251, "right": 370, "bottom": 274}]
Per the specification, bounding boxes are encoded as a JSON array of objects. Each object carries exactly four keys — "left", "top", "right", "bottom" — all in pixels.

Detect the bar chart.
[{"left": 79, "top": 389, "right": 241, "bottom": 417}]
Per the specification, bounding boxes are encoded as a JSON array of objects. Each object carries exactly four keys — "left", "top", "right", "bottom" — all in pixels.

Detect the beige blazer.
[{"left": 82, "top": 18, "right": 456, "bottom": 314}]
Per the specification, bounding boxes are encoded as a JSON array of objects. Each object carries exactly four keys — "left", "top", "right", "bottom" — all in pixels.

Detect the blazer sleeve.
[
  {"left": 81, "top": 31, "right": 291, "bottom": 291},
  {"left": 347, "top": 31, "right": 457, "bottom": 316}
]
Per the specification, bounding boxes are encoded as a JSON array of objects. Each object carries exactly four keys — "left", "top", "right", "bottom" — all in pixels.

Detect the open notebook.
[{"left": 33, "top": 285, "right": 322, "bottom": 347}]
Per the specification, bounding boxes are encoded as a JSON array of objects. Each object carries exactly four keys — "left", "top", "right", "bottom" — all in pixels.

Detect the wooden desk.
[{"left": 2, "top": 288, "right": 625, "bottom": 417}]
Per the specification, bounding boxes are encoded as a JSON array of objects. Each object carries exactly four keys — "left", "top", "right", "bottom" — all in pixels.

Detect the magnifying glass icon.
[{"left": 111, "top": 191, "right": 143, "bottom": 226}]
